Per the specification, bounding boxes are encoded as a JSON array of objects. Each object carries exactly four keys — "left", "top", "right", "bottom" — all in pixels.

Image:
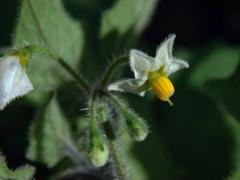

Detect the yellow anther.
[{"left": 148, "top": 72, "right": 175, "bottom": 104}]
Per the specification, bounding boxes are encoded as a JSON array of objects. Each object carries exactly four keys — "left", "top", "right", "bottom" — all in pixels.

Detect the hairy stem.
[
  {"left": 57, "top": 58, "right": 90, "bottom": 94},
  {"left": 104, "top": 92, "right": 124, "bottom": 111},
  {"left": 22, "top": 45, "right": 91, "bottom": 94},
  {"left": 99, "top": 54, "right": 128, "bottom": 87},
  {"left": 103, "top": 120, "right": 127, "bottom": 180},
  {"left": 95, "top": 94, "right": 127, "bottom": 180},
  {"left": 109, "top": 137, "right": 127, "bottom": 180}
]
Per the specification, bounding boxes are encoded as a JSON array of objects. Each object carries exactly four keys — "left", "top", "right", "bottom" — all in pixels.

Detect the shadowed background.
[{"left": 0, "top": 0, "right": 239, "bottom": 179}]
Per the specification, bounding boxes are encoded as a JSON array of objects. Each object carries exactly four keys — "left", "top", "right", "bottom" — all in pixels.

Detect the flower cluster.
[{"left": 0, "top": 35, "right": 189, "bottom": 170}]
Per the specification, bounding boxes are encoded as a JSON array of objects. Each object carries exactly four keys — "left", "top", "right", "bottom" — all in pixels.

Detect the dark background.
[{"left": 0, "top": 0, "right": 240, "bottom": 180}]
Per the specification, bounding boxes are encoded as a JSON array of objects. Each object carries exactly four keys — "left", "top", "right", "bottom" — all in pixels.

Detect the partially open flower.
[
  {"left": 0, "top": 54, "right": 33, "bottom": 110},
  {"left": 108, "top": 34, "right": 189, "bottom": 105}
]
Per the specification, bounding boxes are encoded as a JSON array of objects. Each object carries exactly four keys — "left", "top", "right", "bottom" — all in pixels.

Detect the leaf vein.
[{"left": 27, "top": 0, "right": 50, "bottom": 47}]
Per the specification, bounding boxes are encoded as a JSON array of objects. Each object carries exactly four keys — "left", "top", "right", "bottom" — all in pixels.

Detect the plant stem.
[
  {"left": 103, "top": 121, "right": 127, "bottom": 180},
  {"left": 57, "top": 58, "right": 91, "bottom": 94},
  {"left": 95, "top": 94, "right": 127, "bottom": 180},
  {"left": 99, "top": 54, "right": 128, "bottom": 87},
  {"left": 23, "top": 45, "right": 91, "bottom": 94},
  {"left": 109, "top": 137, "right": 127, "bottom": 180},
  {"left": 104, "top": 92, "right": 124, "bottom": 111}
]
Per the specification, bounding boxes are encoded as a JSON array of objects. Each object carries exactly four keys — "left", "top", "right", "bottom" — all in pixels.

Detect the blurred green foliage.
[
  {"left": 0, "top": 155, "right": 35, "bottom": 180},
  {"left": 0, "top": 0, "right": 239, "bottom": 180},
  {"left": 27, "top": 94, "right": 72, "bottom": 168}
]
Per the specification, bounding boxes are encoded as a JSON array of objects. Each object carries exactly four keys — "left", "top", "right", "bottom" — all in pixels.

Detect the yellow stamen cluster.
[{"left": 148, "top": 72, "right": 175, "bottom": 105}]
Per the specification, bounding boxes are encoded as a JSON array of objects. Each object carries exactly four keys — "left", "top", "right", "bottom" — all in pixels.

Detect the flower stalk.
[
  {"left": 99, "top": 54, "right": 128, "bottom": 88},
  {"left": 57, "top": 58, "right": 90, "bottom": 94},
  {"left": 94, "top": 94, "right": 128, "bottom": 179},
  {"left": 102, "top": 114, "right": 128, "bottom": 180},
  {"left": 107, "top": 136, "right": 127, "bottom": 180},
  {"left": 21, "top": 45, "right": 91, "bottom": 95}
]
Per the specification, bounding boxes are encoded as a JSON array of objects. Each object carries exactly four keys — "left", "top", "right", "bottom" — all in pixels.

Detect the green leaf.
[
  {"left": 0, "top": 155, "right": 35, "bottom": 180},
  {"left": 13, "top": 0, "right": 84, "bottom": 102},
  {"left": 189, "top": 46, "right": 239, "bottom": 87},
  {"left": 27, "top": 94, "right": 73, "bottom": 168},
  {"left": 101, "top": 0, "right": 158, "bottom": 36},
  {"left": 100, "top": 0, "right": 158, "bottom": 52}
]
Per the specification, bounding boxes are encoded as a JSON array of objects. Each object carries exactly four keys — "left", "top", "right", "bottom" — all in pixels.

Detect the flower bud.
[
  {"left": 0, "top": 54, "right": 33, "bottom": 110},
  {"left": 123, "top": 110, "right": 148, "bottom": 141},
  {"left": 88, "top": 141, "right": 109, "bottom": 167},
  {"left": 88, "top": 120, "right": 109, "bottom": 167},
  {"left": 107, "top": 95, "right": 149, "bottom": 141}
]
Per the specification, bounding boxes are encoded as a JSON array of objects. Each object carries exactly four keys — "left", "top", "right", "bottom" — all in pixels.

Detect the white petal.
[
  {"left": 9, "top": 71, "right": 33, "bottom": 101},
  {"left": 166, "top": 58, "right": 189, "bottom": 75},
  {"left": 107, "top": 79, "right": 147, "bottom": 95},
  {"left": 0, "top": 57, "right": 19, "bottom": 98},
  {"left": 155, "top": 34, "right": 176, "bottom": 68},
  {"left": 0, "top": 56, "right": 33, "bottom": 110},
  {"left": 129, "top": 49, "right": 156, "bottom": 80}
]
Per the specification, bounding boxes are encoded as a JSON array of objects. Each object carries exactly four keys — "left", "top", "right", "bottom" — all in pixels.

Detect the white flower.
[
  {"left": 0, "top": 54, "right": 33, "bottom": 110},
  {"left": 108, "top": 34, "right": 189, "bottom": 105}
]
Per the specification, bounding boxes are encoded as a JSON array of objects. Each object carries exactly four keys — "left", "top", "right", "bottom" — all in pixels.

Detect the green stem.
[
  {"left": 99, "top": 54, "right": 128, "bottom": 87},
  {"left": 22, "top": 45, "right": 91, "bottom": 94},
  {"left": 103, "top": 123, "right": 127, "bottom": 180},
  {"left": 96, "top": 95, "right": 127, "bottom": 179},
  {"left": 104, "top": 92, "right": 124, "bottom": 111},
  {"left": 57, "top": 58, "right": 91, "bottom": 94},
  {"left": 89, "top": 94, "right": 98, "bottom": 130}
]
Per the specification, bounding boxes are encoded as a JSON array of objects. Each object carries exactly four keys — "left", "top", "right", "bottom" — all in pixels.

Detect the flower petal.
[
  {"left": 155, "top": 34, "right": 176, "bottom": 69},
  {"left": 0, "top": 56, "right": 33, "bottom": 110},
  {"left": 166, "top": 58, "right": 189, "bottom": 75},
  {"left": 9, "top": 70, "right": 33, "bottom": 101},
  {"left": 129, "top": 49, "right": 155, "bottom": 80},
  {"left": 107, "top": 79, "right": 147, "bottom": 95}
]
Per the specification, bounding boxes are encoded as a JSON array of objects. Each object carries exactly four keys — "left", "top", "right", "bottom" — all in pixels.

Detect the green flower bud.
[
  {"left": 123, "top": 110, "right": 149, "bottom": 141},
  {"left": 88, "top": 141, "right": 109, "bottom": 167},
  {"left": 88, "top": 119, "right": 109, "bottom": 167},
  {"left": 106, "top": 95, "right": 149, "bottom": 142}
]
